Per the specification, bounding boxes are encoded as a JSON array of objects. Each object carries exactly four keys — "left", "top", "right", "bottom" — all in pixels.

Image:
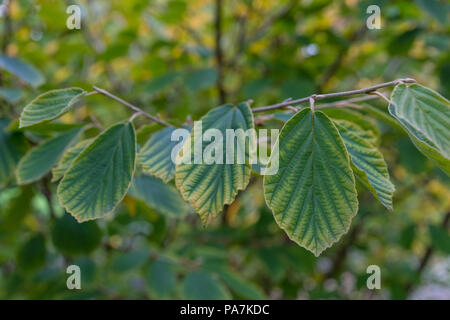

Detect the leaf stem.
[
  {"left": 91, "top": 86, "right": 171, "bottom": 127},
  {"left": 251, "top": 78, "right": 416, "bottom": 112}
]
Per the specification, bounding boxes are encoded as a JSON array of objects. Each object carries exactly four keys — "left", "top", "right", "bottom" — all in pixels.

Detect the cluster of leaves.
[{"left": 2, "top": 79, "right": 447, "bottom": 257}]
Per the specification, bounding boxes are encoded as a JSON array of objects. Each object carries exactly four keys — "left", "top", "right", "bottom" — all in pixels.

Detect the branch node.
[{"left": 309, "top": 96, "right": 316, "bottom": 113}]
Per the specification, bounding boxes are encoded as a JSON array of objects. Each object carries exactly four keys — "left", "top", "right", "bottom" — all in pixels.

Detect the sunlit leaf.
[
  {"left": 19, "top": 88, "right": 86, "bottom": 128},
  {"left": 51, "top": 139, "right": 92, "bottom": 182},
  {"left": 138, "top": 126, "right": 190, "bottom": 183},
  {"left": 389, "top": 83, "right": 450, "bottom": 175},
  {"left": 264, "top": 108, "right": 358, "bottom": 256},
  {"left": 16, "top": 127, "right": 83, "bottom": 184},
  {"left": 58, "top": 122, "right": 136, "bottom": 222},
  {"left": 335, "top": 119, "right": 395, "bottom": 211},
  {"left": 175, "top": 102, "right": 255, "bottom": 224}
]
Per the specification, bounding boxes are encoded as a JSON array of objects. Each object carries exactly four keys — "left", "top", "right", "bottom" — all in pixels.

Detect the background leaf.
[
  {"left": 129, "top": 174, "right": 186, "bottom": 217},
  {"left": 17, "top": 234, "right": 46, "bottom": 272},
  {"left": 147, "top": 260, "right": 176, "bottom": 299},
  {"left": 16, "top": 127, "right": 83, "bottom": 184},
  {"left": 0, "top": 55, "right": 45, "bottom": 87},
  {"left": 182, "top": 272, "right": 231, "bottom": 300},
  {"left": 51, "top": 213, "right": 102, "bottom": 256},
  {"left": 217, "top": 269, "right": 265, "bottom": 300},
  {"left": 0, "top": 119, "right": 28, "bottom": 188}
]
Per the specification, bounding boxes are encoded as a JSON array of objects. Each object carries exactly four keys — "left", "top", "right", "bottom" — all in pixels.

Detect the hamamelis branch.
[
  {"left": 91, "top": 86, "right": 171, "bottom": 127},
  {"left": 251, "top": 78, "right": 416, "bottom": 112}
]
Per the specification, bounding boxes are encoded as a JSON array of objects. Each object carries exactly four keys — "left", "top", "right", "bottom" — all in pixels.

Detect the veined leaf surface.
[
  {"left": 58, "top": 122, "right": 136, "bottom": 222},
  {"left": 51, "top": 139, "right": 92, "bottom": 182},
  {"left": 138, "top": 126, "right": 190, "bottom": 183},
  {"left": 19, "top": 88, "right": 86, "bottom": 128},
  {"left": 175, "top": 102, "right": 255, "bottom": 224},
  {"left": 335, "top": 119, "right": 395, "bottom": 211},
  {"left": 264, "top": 108, "right": 358, "bottom": 256},
  {"left": 16, "top": 127, "right": 83, "bottom": 184},
  {"left": 389, "top": 84, "right": 449, "bottom": 158}
]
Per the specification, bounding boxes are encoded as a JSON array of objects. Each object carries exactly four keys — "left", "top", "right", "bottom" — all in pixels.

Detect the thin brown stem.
[
  {"left": 215, "top": 0, "right": 226, "bottom": 104},
  {"left": 252, "top": 78, "right": 416, "bottom": 113},
  {"left": 92, "top": 86, "right": 171, "bottom": 127}
]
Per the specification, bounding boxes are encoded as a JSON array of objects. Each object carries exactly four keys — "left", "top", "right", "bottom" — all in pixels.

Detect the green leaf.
[
  {"left": 182, "top": 272, "right": 231, "bottom": 300},
  {"left": 16, "top": 127, "right": 83, "bottom": 184},
  {"left": 17, "top": 234, "right": 46, "bottom": 272},
  {"left": 0, "top": 119, "right": 28, "bottom": 188},
  {"left": 51, "top": 139, "right": 92, "bottom": 182},
  {"left": 0, "top": 87, "right": 24, "bottom": 103},
  {"left": 111, "top": 250, "right": 148, "bottom": 273},
  {"left": 218, "top": 270, "right": 265, "bottom": 300},
  {"left": 335, "top": 119, "right": 395, "bottom": 212},
  {"left": 58, "top": 122, "right": 136, "bottom": 222},
  {"left": 415, "top": 0, "right": 448, "bottom": 25},
  {"left": 51, "top": 213, "right": 102, "bottom": 256},
  {"left": 129, "top": 174, "right": 186, "bottom": 217},
  {"left": 322, "top": 108, "right": 380, "bottom": 145},
  {"left": 184, "top": 68, "right": 218, "bottom": 91},
  {"left": 429, "top": 224, "right": 450, "bottom": 254},
  {"left": 147, "top": 260, "right": 176, "bottom": 299},
  {"left": 138, "top": 126, "right": 190, "bottom": 183},
  {"left": 19, "top": 88, "right": 86, "bottom": 128},
  {"left": 175, "top": 102, "right": 255, "bottom": 224},
  {"left": 389, "top": 84, "right": 450, "bottom": 175},
  {"left": 0, "top": 55, "right": 45, "bottom": 87},
  {"left": 263, "top": 108, "right": 358, "bottom": 256}
]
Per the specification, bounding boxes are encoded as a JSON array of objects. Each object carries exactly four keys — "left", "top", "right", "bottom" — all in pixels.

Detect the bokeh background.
[{"left": 0, "top": 0, "right": 449, "bottom": 299}]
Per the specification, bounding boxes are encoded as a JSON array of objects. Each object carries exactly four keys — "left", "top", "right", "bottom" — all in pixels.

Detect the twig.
[
  {"left": 252, "top": 78, "right": 416, "bottom": 112},
  {"left": 315, "top": 95, "right": 378, "bottom": 109},
  {"left": 215, "top": 0, "right": 226, "bottom": 104},
  {"left": 323, "top": 223, "right": 362, "bottom": 280},
  {"left": 254, "top": 96, "right": 375, "bottom": 125},
  {"left": 1, "top": 0, "right": 12, "bottom": 53},
  {"left": 92, "top": 86, "right": 171, "bottom": 127},
  {"left": 369, "top": 90, "right": 392, "bottom": 104}
]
